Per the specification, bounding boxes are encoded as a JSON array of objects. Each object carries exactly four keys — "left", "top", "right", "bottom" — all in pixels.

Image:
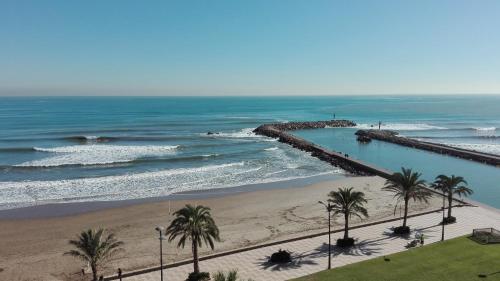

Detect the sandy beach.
[{"left": 0, "top": 176, "right": 443, "bottom": 281}]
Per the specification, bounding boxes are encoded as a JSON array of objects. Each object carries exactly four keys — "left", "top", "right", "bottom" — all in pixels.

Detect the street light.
[
  {"left": 441, "top": 193, "right": 446, "bottom": 241},
  {"left": 319, "top": 200, "right": 333, "bottom": 269},
  {"left": 155, "top": 226, "right": 166, "bottom": 281}
]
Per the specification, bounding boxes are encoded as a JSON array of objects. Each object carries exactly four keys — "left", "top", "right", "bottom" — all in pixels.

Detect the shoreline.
[
  {"left": 0, "top": 176, "right": 445, "bottom": 281},
  {"left": 0, "top": 173, "right": 346, "bottom": 220}
]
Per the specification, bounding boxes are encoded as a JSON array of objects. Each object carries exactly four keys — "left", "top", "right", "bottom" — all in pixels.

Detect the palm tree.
[
  {"left": 328, "top": 187, "right": 368, "bottom": 241},
  {"left": 432, "top": 174, "right": 473, "bottom": 219},
  {"left": 166, "top": 204, "right": 220, "bottom": 274},
  {"left": 383, "top": 168, "right": 432, "bottom": 230},
  {"left": 64, "top": 228, "right": 124, "bottom": 281}
]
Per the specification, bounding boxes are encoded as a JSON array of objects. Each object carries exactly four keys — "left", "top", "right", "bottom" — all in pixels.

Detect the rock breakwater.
[
  {"left": 254, "top": 120, "right": 392, "bottom": 177},
  {"left": 356, "top": 129, "right": 500, "bottom": 166}
]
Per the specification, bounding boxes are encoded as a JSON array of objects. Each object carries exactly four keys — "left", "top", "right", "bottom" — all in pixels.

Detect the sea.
[{"left": 0, "top": 95, "right": 499, "bottom": 210}]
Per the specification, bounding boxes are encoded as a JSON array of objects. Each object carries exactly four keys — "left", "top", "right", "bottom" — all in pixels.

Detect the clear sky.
[{"left": 1, "top": 0, "right": 500, "bottom": 96}]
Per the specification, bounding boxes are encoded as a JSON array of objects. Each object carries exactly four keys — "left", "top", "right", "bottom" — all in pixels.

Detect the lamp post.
[
  {"left": 441, "top": 193, "right": 446, "bottom": 241},
  {"left": 155, "top": 226, "right": 166, "bottom": 281},
  {"left": 319, "top": 200, "right": 333, "bottom": 269}
]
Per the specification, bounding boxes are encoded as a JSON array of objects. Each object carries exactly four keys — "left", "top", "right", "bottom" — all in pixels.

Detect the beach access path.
[{"left": 121, "top": 204, "right": 500, "bottom": 281}]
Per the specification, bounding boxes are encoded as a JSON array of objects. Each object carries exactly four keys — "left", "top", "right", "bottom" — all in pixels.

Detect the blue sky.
[{"left": 1, "top": 0, "right": 500, "bottom": 96}]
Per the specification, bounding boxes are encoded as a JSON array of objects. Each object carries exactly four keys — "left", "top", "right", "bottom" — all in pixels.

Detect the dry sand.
[{"left": 0, "top": 176, "right": 442, "bottom": 281}]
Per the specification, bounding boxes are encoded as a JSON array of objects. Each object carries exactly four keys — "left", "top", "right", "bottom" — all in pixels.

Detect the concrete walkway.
[{"left": 125, "top": 205, "right": 500, "bottom": 281}]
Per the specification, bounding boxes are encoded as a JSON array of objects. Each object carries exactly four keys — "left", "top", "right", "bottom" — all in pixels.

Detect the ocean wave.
[
  {"left": 0, "top": 147, "right": 36, "bottom": 153},
  {"left": 0, "top": 161, "right": 246, "bottom": 195},
  {"left": 203, "top": 128, "right": 258, "bottom": 138},
  {"left": 264, "top": 147, "right": 279, "bottom": 151},
  {"left": 411, "top": 135, "right": 500, "bottom": 140},
  {"left": 0, "top": 142, "right": 341, "bottom": 209},
  {"left": 355, "top": 123, "right": 447, "bottom": 131},
  {"left": 275, "top": 119, "right": 289, "bottom": 123},
  {"left": 63, "top": 135, "right": 197, "bottom": 143},
  {"left": 201, "top": 128, "right": 277, "bottom": 141},
  {"left": 32, "top": 144, "right": 178, "bottom": 153},
  {"left": 473, "top": 127, "right": 496, "bottom": 131},
  {"left": 0, "top": 165, "right": 338, "bottom": 210},
  {"left": 444, "top": 143, "right": 500, "bottom": 155},
  {"left": 38, "top": 127, "right": 162, "bottom": 136},
  {"left": 4, "top": 153, "right": 220, "bottom": 170},
  {"left": 17, "top": 145, "right": 179, "bottom": 167},
  {"left": 1, "top": 134, "right": 198, "bottom": 143},
  {"left": 64, "top": 135, "right": 115, "bottom": 142}
]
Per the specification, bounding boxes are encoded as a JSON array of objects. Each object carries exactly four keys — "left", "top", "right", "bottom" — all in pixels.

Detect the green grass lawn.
[{"left": 294, "top": 236, "right": 500, "bottom": 281}]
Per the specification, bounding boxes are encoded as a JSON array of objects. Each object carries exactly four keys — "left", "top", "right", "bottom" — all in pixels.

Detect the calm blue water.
[{"left": 0, "top": 96, "right": 499, "bottom": 210}]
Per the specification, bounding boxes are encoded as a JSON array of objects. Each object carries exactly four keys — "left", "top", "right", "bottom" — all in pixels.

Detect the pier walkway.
[{"left": 120, "top": 205, "right": 500, "bottom": 281}]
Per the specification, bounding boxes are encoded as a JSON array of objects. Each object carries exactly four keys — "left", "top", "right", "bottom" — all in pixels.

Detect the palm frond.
[
  {"left": 64, "top": 228, "right": 124, "bottom": 279},
  {"left": 327, "top": 187, "right": 369, "bottom": 219},
  {"left": 166, "top": 204, "right": 220, "bottom": 250}
]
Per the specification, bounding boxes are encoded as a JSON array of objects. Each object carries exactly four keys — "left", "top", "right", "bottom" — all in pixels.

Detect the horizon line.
[{"left": 1, "top": 92, "right": 500, "bottom": 98}]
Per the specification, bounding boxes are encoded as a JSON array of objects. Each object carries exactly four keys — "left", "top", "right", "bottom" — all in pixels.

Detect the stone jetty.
[
  {"left": 259, "top": 120, "right": 356, "bottom": 131},
  {"left": 254, "top": 120, "right": 393, "bottom": 177},
  {"left": 356, "top": 129, "right": 500, "bottom": 167},
  {"left": 253, "top": 120, "right": 473, "bottom": 205}
]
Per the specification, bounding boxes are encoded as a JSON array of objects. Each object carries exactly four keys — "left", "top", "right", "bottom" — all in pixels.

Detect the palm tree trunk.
[
  {"left": 91, "top": 263, "right": 98, "bottom": 281},
  {"left": 192, "top": 241, "right": 199, "bottom": 274},
  {"left": 447, "top": 191, "right": 453, "bottom": 218},
  {"left": 344, "top": 213, "right": 349, "bottom": 240},
  {"left": 402, "top": 198, "right": 409, "bottom": 228}
]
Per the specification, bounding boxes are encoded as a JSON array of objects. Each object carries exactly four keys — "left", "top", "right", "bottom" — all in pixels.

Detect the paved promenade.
[{"left": 125, "top": 205, "right": 500, "bottom": 281}]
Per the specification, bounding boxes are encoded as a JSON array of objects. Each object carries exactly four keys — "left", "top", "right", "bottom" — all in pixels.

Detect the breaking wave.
[
  {"left": 444, "top": 143, "right": 500, "bottom": 155},
  {"left": 17, "top": 145, "right": 179, "bottom": 167},
  {"left": 355, "top": 123, "right": 447, "bottom": 131},
  {"left": 202, "top": 128, "right": 258, "bottom": 138},
  {"left": 473, "top": 127, "right": 496, "bottom": 131},
  {"left": 0, "top": 159, "right": 337, "bottom": 209},
  {"left": 202, "top": 128, "right": 276, "bottom": 141}
]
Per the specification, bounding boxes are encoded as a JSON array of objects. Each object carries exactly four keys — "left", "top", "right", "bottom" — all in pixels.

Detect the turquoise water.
[
  {"left": 294, "top": 128, "right": 500, "bottom": 208},
  {"left": 0, "top": 96, "right": 499, "bottom": 209}
]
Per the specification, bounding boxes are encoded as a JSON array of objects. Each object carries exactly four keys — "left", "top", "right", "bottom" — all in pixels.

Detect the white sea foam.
[
  {"left": 264, "top": 147, "right": 279, "bottom": 151},
  {"left": 0, "top": 157, "right": 338, "bottom": 210},
  {"left": 276, "top": 119, "right": 289, "bottom": 123},
  {"left": 444, "top": 143, "right": 500, "bottom": 155},
  {"left": 201, "top": 154, "right": 219, "bottom": 158},
  {"left": 0, "top": 140, "right": 342, "bottom": 209},
  {"left": 355, "top": 123, "right": 447, "bottom": 131},
  {"left": 201, "top": 128, "right": 278, "bottom": 142},
  {"left": 213, "top": 128, "right": 260, "bottom": 138},
  {"left": 474, "top": 127, "right": 496, "bottom": 131},
  {"left": 0, "top": 162, "right": 246, "bottom": 207},
  {"left": 18, "top": 145, "right": 179, "bottom": 167}
]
